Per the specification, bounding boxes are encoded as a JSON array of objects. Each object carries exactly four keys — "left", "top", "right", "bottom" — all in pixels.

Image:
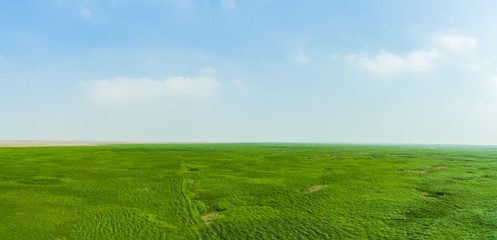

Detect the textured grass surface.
[{"left": 1, "top": 144, "right": 497, "bottom": 239}]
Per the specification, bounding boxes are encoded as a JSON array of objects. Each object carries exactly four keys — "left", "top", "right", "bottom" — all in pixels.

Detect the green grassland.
[{"left": 1, "top": 144, "right": 497, "bottom": 239}]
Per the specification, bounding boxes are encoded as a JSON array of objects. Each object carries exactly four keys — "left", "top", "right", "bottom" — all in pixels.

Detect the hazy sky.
[{"left": 2, "top": 0, "right": 497, "bottom": 144}]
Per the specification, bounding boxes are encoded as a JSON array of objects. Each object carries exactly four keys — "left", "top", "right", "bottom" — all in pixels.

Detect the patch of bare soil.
[
  {"left": 202, "top": 211, "right": 220, "bottom": 224},
  {"left": 403, "top": 166, "right": 448, "bottom": 174},
  {"left": 303, "top": 185, "right": 328, "bottom": 193},
  {"left": 419, "top": 191, "right": 429, "bottom": 196},
  {"left": 190, "top": 191, "right": 198, "bottom": 198}
]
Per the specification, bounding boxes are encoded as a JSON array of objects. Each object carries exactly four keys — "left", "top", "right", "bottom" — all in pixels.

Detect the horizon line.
[{"left": 0, "top": 140, "right": 496, "bottom": 148}]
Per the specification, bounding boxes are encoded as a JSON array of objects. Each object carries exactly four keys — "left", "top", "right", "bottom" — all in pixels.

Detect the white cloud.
[
  {"left": 221, "top": 0, "right": 235, "bottom": 10},
  {"left": 468, "top": 63, "right": 479, "bottom": 70},
  {"left": 199, "top": 67, "right": 216, "bottom": 75},
  {"left": 293, "top": 49, "right": 309, "bottom": 63},
  {"left": 433, "top": 34, "right": 478, "bottom": 51},
  {"left": 491, "top": 76, "right": 497, "bottom": 86},
  {"left": 347, "top": 49, "right": 439, "bottom": 75},
  {"left": 490, "top": 76, "right": 497, "bottom": 91},
  {"left": 171, "top": 0, "right": 193, "bottom": 10},
  {"left": 80, "top": 8, "right": 93, "bottom": 19},
  {"left": 232, "top": 79, "right": 244, "bottom": 87},
  {"left": 164, "top": 77, "right": 219, "bottom": 96},
  {"left": 55, "top": 0, "right": 67, "bottom": 6},
  {"left": 0, "top": 53, "right": 4, "bottom": 60},
  {"left": 80, "top": 77, "right": 219, "bottom": 103}
]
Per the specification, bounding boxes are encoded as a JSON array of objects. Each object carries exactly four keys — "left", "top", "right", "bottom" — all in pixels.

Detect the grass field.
[{"left": 1, "top": 143, "right": 496, "bottom": 239}]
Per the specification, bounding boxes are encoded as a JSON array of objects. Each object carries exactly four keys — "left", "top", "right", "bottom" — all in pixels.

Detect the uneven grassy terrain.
[{"left": 1, "top": 144, "right": 496, "bottom": 239}]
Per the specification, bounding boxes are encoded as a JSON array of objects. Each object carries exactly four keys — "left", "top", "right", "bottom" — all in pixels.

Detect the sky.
[{"left": 2, "top": 0, "right": 497, "bottom": 145}]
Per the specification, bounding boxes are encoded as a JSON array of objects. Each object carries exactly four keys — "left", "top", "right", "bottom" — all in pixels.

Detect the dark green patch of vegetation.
[{"left": 1, "top": 144, "right": 497, "bottom": 239}]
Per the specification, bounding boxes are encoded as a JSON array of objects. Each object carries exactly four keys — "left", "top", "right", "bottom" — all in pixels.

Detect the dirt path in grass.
[
  {"left": 202, "top": 211, "right": 220, "bottom": 224},
  {"left": 303, "top": 185, "right": 328, "bottom": 193},
  {"left": 405, "top": 166, "right": 448, "bottom": 174}
]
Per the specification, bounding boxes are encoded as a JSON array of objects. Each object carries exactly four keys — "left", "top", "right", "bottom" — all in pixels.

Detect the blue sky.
[{"left": 2, "top": 0, "right": 497, "bottom": 144}]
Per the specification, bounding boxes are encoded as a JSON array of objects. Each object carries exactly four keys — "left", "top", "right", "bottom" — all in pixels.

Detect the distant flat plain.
[
  {"left": 1, "top": 143, "right": 496, "bottom": 239},
  {"left": 0, "top": 141, "right": 112, "bottom": 147},
  {"left": 0, "top": 141, "right": 229, "bottom": 147}
]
